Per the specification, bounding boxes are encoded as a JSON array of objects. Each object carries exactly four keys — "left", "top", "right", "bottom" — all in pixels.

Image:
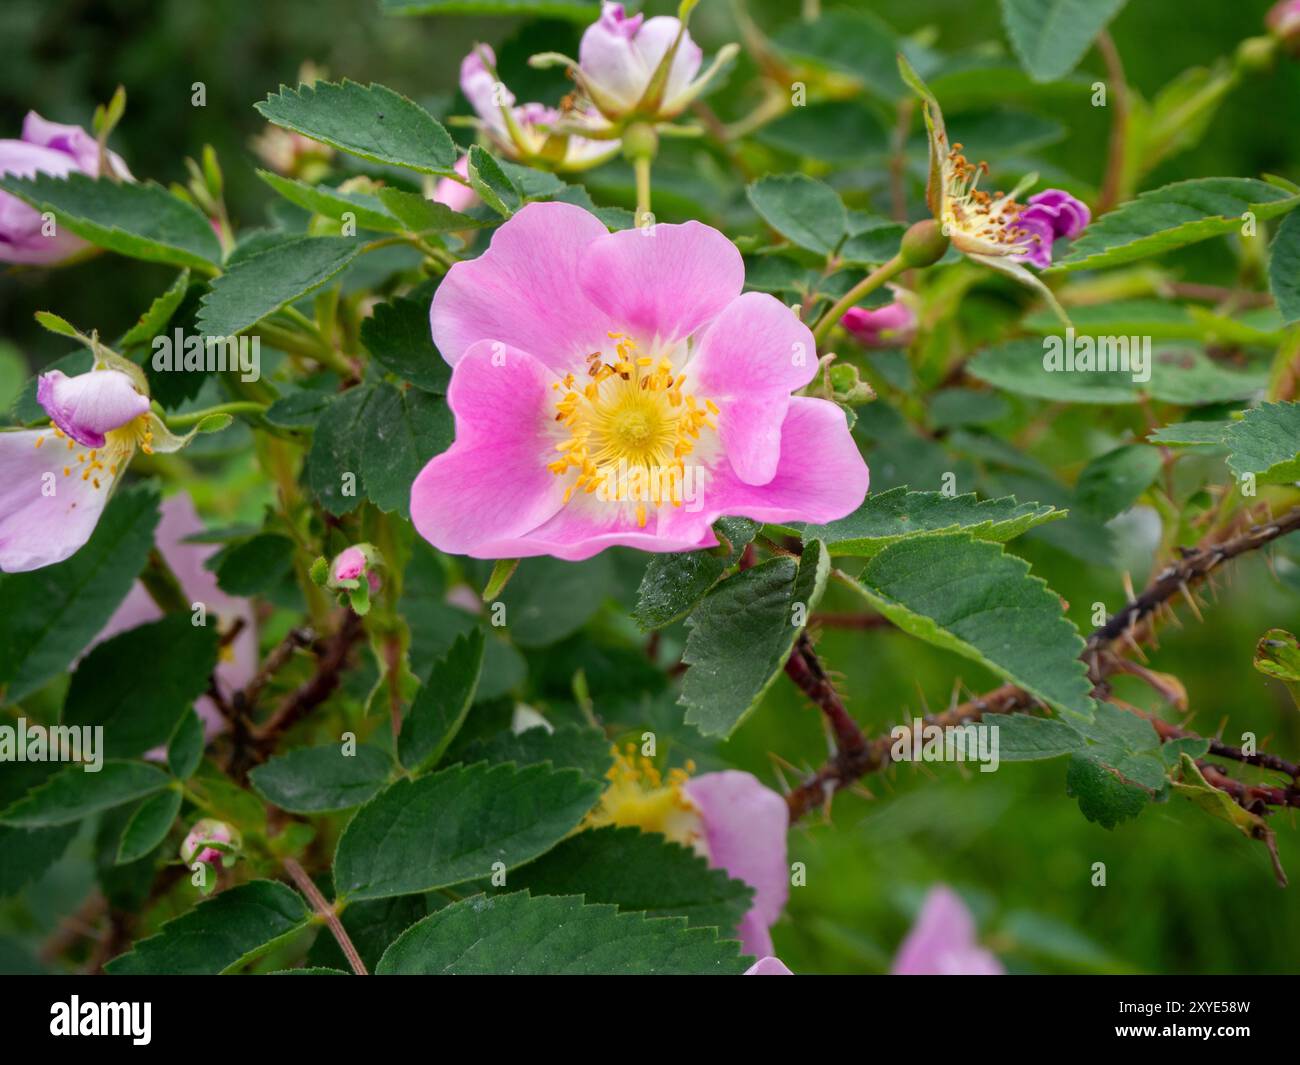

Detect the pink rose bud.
[
  {"left": 578, "top": 2, "right": 705, "bottom": 121},
  {"left": 181, "top": 818, "right": 240, "bottom": 867},
  {"left": 0, "top": 112, "right": 130, "bottom": 265},
  {"left": 840, "top": 300, "right": 918, "bottom": 349}
]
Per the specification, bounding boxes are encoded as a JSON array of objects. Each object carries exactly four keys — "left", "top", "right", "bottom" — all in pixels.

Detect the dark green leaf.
[
  {"left": 0, "top": 761, "right": 171, "bottom": 827},
  {"left": 250, "top": 744, "right": 393, "bottom": 813},
  {"left": 399, "top": 629, "right": 485, "bottom": 773},
  {"left": 116, "top": 788, "right": 182, "bottom": 864},
  {"left": 633, "top": 517, "right": 759, "bottom": 630},
  {"left": 361, "top": 295, "right": 450, "bottom": 393}
]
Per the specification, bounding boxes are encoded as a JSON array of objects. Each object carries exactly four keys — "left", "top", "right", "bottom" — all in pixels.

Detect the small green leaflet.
[
  {"left": 250, "top": 744, "right": 393, "bottom": 813},
  {"left": 375, "top": 891, "right": 750, "bottom": 975},
  {"left": 0, "top": 172, "right": 221, "bottom": 269},
  {"left": 747, "top": 174, "right": 847, "bottom": 257},
  {"left": 332, "top": 760, "right": 602, "bottom": 900},
  {"left": 1269, "top": 209, "right": 1300, "bottom": 324},
  {"left": 792, "top": 487, "right": 1063, "bottom": 557},
  {"left": 1000, "top": 0, "right": 1128, "bottom": 83},
  {"left": 680, "top": 539, "right": 830, "bottom": 737},
  {"left": 1223, "top": 402, "right": 1300, "bottom": 485},
  {"left": 399, "top": 629, "right": 485, "bottom": 773},
  {"left": 842, "top": 534, "right": 1094, "bottom": 720},
  {"left": 257, "top": 170, "right": 404, "bottom": 233},
  {"left": 0, "top": 484, "right": 160, "bottom": 702},
  {"left": 0, "top": 761, "right": 171, "bottom": 828},
  {"left": 254, "top": 80, "right": 457, "bottom": 175},
  {"left": 633, "top": 517, "right": 759, "bottom": 630},
  {"left": 1254, "top": 628, "right": 1300, "bottom": 708},
  {"left": 105, "top": 880, "right": 311, "bottom": 974},
  {"left": 508, "top": 826, "right": 754, "bottom": 932},
  {"left": 1050, "top": 178, "right": 1300, "bottom": 272},
  {"left": 115, "top": 789, "right": 183, "bottom": 865},
  {"left": 197, "top": 236, "right": 361, "bottom": 338}
]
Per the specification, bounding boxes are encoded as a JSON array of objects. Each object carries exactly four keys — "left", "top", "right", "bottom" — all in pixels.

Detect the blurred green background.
[{"left": 2, "top": 0, "right": 1298, "bottom": 974}]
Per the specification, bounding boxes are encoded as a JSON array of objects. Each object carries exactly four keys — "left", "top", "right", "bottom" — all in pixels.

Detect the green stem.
[
  {"left": 634, "top": 155, "right": 653, "bottom": 225},
  {"left": 811, "top": 254, "right": 908, "bottom": 347},
  {"left": 165, "top": 401, "right": 267, "bottom": 430}
]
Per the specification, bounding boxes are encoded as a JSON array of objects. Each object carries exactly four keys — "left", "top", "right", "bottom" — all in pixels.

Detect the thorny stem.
[
  {"left": 812, "top": 255, "right": 908, "bottom": 346},
  {"left": 283, "top": 858, "right": 367, "bottom": 975},
  {"left": 784, "top": 505, "right": 1300, "bottom": 822}
]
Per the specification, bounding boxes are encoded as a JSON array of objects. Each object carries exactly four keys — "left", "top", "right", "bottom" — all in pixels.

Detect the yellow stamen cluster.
[
  {"left": 584, "top": 743, "right": 703, "bottom": 850},
  {"left": 37, "top": 414, "right": 152, "bottom": 493},
  {"left": 548, "top": 332, "right": 717, "bottom": 528},
  {"left": 941, "top": 140, "right": 1039, "bottom": 257}
]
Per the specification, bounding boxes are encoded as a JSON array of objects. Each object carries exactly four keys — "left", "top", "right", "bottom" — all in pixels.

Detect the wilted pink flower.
[
  {"left": 840, "top": 298, "right": 917, "bottom": 349},
  {"left": 460, "top": 46, "right": 617, "bottom": 171},
  {"left": 891, "top": 886, "right": 1005, "bottom": 975},
  {"left": 585, "top": 749, "right": 789, "bottom": 958},
  {"left": 577, "top": 2, "right": 706, "bottom": 122},
  {"left": 0, "top": 366, "right": 151, "bottom": 571},
  {"left": 1013, "top": 189, "right": 1091, "bottom": 270},
  {"left": 90, "top": 493, "right": 258, "bottom": 741},
  {"left": 0, "top": 112, "right": 130, "bottom": 265},
  {"left": 412, "top": 201, "right": 868, "bottom": 560}
]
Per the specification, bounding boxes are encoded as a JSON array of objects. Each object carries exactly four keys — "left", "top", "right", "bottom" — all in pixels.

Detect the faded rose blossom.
[
  {"left": 840, "top": 295, "right": 917, "bottom": 349},
  {"left": 412, "top": 201, "right": 868, "bottom": 560},
  {"left": 901, "top": 55, "right": 1087, "bottom": 320},
  {"left": 891, "top": 886, "right": 1005, "bottom": 976},
  {"left": 250, "top": 125, "right": 334, "bottom": 181},
  {"left": 585, "top": 748, "right": 789, "bottom": 958},
  {"left": 0, "top": 112, "right": 131, "bottom": 265},
  {"left": 460, "top": 45, "right": 618, "bottom": 171},
  {"left": 1, "top": 356, "right": 211, "bottom": 572}
]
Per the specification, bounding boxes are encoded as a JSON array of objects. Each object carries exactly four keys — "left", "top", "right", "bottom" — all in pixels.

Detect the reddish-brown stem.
[{"left": 283, "top": 858, "right": 367, "bottom": 975}]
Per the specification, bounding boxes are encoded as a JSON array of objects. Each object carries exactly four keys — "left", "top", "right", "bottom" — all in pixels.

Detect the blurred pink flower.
[
  {"left": 91, "top": 493, "right": 258, "bottom": 741},
  {"left": 840, "top": 298, "right": 917, "bottom": 349},
  {"left": 0, "top": 112, "right": 130, "bottom": 265},
  {"left": 412, "top": 201, "right": 868, "bottom": 560},
  {"left": 744, "top": 956, "right": 793, "bottom": 975},
  {"left": 891, "top": 886, "right": 1005, "bottom": 975}
]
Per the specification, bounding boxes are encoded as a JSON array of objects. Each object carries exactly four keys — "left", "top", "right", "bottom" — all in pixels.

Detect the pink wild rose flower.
[
  {"left": 578, "top": 1, "right": 705, "bottom": 122},
  {"left": 840, "top": 296, "right": 917, "bottom": 349},
  {"left": 890, "top": 886, "right": 1005, "bottom": 976},
  {"left": 411, "top": 201, "right": 869, "bottom": 560},
  {"left": 0, "top": 112, "right": 131, "bottom": 265}
]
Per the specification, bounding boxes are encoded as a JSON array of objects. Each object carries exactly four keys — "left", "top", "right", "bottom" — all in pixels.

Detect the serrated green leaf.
[
  {"left": 843, "top": 534, "right": 1093, "bottom": 719},
  {"left": 1066, "top": 752, "right": 1149, "bottom": 829},
  {"left": 680, "top": 539, "right": 830, "bottom": 737},
  {"left": 509, "top": 826, "right": 754, "bottom": 932},
  {"left": 105, "top": 880, "right": 311, "bottom": 974},
  {"left": 265, "top": 389, "right": 334, "bottom": 428},
  {"left": 1000, "top": 0, "right": 1128, "bottom": 83},
  {"left": 376, "top": 891, "right": 748, "bottom": 974},
  {"left": 255, "top": 80, "right": 457, "bottom": 175},
  {"left": 399, "top": 630, "right": 485, "bottom": 773},
  {"left": 332, "top": 760, "right": 601, "bottom": 900},
  {"left": 1223, "top": 402, "right": 1300, "bottom": 485},
  {"left": 0, "top": 484, "right": 160, "bottom": 702},
  {"left": 1254, "top": 628, "right": 1300, "bottom": 708},
  {"left": 994, "top": 713, "right": 1091, "bottom": 761},
  {"left": 493, "top": 555, "right": 615, "bottom": 648},
  {"left": 305, "top": 895, "right": 425, "bottom": 972},
  {"left": 1051, "top": 178, "right": 1299, "bottom": 272},
  {"left": 306, "top": 385, "right": 376, "bottom": 515},
  {"left": 257, "top": 170, "right": 403, "bottom": 232},
  {"left": 376, "top": 187, "right": 485, "bottom": 234},
  {"left": 452, "top": 721, "right": 614, "bottom": 781},
  {"left": 116, "top": 788, "right": 182, "bottom": 864},
  {"left": 633, "top": 517, "right": 759, "bottom": 630},
  {"left": 250, "top": 744, "right": 393, "bottom": 813},
  {"left": 361, "top": 294, "right": 451, "bottom": 393},
  {"left": 63, "top": 615, "right": 220, "bottom": 759},
  {"left": 213, "top": 533, "right": 296, "bottom": 597},
  {"left": 1073, "top": 445, "right": 1162, "bottom": 521},
  {"left": 359, "top": 382, "right": 453, "bottom": 516},
  {"left": 1269, "top": 208, "right": 1300, "bottom": 324},
  {"left": 1147, "top": 420, "right": 1232, "bottom": 447},
  {"left": 794, "top": 487, "right": 1063, "bottom": 558},
  {"left": 0, "top": 761, "right": 171, "bottom": 827},
  {"left": 467, "top": 145, "right": 521, "bottom": 217},
  {"left": 747, "top": 174, "right": 847, "bottom": 257},
  {"left": 119, "top": 270, "right": 192, "bottom": 351},
  {"left": 197, "top": 236, "right": 360, "bottom": 338},
  {"left": 168, "top": 709, "right": 205, "bottom": 779},
  {"left": 0, "top": 172, "right": 221, "bottom": 269}
]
